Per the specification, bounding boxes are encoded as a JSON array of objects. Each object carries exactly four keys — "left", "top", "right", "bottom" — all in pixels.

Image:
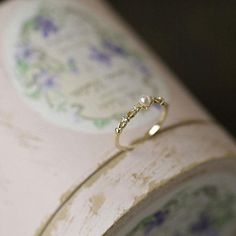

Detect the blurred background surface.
[
  {"left": 107, "top": 0, "right": 236, "bottom": 136},
  {"left": 0, "top": 0, "right": 235, "bottom": 136}
]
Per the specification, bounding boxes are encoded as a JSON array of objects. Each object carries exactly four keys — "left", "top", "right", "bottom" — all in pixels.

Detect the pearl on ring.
[
  {"left": 115, "top": 95, "right": 168, "bottom": 151},
  {"left": 139, "top": 95, "right": 152, "bottom": 108}
]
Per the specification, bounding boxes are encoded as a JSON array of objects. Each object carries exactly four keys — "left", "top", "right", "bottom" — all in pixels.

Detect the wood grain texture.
[{"left": 0, "top": 1, "right": 234, "bottom": 236}]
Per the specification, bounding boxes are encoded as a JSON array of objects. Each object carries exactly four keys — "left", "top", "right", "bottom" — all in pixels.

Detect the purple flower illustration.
[
  {"left": 144, "top": 210, "right": 169, "bottom": 235},
  {"left": 189, "top": 213, "right": 218, "bottom": 236},
  {"left": 34, "top": 15, "right": 58, "bottom": 37},
  {"left": 35, "top": 70, "right": 58, "bottom": 90},
  {"left": 89, "top": 46, "right": 112, "bottom": 66},
  {"left": 102, "top": 39, "right": 127, "bottom": 56},
  {"left": 15, "top": 42, "right": 34, "bottom": 61},
  {"left": 42, "top": 76, "right": 56, "bottom": 89}
]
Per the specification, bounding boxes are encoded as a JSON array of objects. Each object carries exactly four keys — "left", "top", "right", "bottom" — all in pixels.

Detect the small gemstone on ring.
[{"left": 139, "top": 95, "right": 152, "bottom": 107}]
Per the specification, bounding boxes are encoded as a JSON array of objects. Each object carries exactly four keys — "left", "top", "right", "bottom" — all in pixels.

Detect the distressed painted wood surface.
[{"left": 0, "top": 0, "right": 235, "bottom": 236}]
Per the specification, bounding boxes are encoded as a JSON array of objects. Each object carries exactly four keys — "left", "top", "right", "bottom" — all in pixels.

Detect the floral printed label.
[
  {"left": 3, "top": 1, "right": 168, "bottom": 132},
  {"left": 126, "top": 173, "right": 236, "bottom": 236}
]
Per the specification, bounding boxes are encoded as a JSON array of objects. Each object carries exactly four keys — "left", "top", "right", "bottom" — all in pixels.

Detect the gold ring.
[{"left": 115, "top": 95, "right": 168, "bottom": 151}]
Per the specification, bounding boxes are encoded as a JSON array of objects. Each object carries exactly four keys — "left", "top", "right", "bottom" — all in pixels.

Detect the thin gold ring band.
[{"left": 115, "top": 95, "right": 169, "bottom": 151}]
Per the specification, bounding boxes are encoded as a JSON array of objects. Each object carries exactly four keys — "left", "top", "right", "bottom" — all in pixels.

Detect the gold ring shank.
[{"left": 115, "top": 96, "right": 168, "bottom": 151}]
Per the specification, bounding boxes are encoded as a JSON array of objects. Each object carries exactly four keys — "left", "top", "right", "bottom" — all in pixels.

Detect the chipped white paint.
[{"left": 0, "top": 1, "right": 235, "bottom": 236}]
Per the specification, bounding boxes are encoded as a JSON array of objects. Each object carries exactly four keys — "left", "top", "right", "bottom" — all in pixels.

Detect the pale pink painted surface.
[{"left": 0, "top": 1, "right": 234, "bottom": 236}]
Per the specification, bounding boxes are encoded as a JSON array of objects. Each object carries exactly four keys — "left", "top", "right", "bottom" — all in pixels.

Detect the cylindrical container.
[{"left": 0, "top": 0, "right": 235, "bottom": 236}]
